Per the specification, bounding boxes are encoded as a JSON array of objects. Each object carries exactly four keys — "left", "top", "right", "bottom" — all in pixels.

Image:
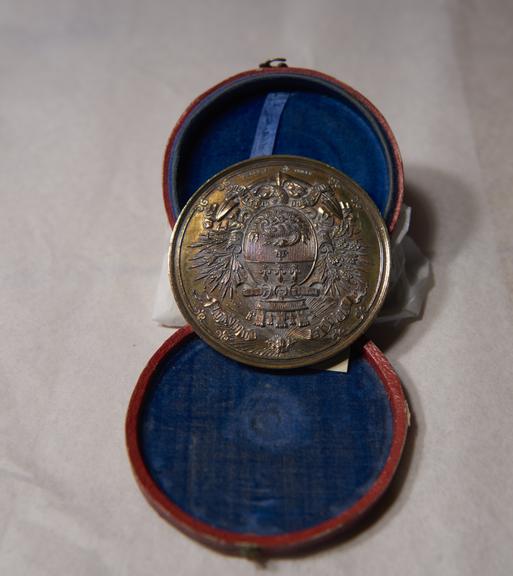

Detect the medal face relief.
[{"left": 170, "top": 156, "right": 390, "bottom": 369}]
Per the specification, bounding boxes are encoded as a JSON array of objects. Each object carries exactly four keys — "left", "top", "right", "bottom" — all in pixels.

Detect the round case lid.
[
  {"left": 163, "top": 66, "right": 404, "bottom": 232},
  {"left": 126, "top": 327, "right": 409, "bottom": 555}
]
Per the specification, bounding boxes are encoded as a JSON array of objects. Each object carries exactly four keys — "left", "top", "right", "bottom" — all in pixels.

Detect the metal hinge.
[{"left": 259, "top": 58, "right": 288, "bottom": 69}]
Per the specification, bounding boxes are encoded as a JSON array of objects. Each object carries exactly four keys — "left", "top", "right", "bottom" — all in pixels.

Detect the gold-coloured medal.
[{"left": 170, "top": 156, "right": 390, "bottom": 369}]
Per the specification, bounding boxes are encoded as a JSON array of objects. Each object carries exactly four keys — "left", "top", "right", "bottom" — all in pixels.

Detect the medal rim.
[{"left": 169, "top": 155, "right": 391, "bottom": 369}]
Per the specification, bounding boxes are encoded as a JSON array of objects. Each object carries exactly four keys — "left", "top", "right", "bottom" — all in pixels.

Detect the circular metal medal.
[{"left": 170, "top": 156, "right": 390, "bottom": 369}]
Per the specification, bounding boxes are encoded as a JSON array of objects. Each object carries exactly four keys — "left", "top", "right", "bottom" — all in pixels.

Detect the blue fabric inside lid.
[
  {"left": 168, "top": 73, "right": 396, "bottom": 222},
  {"left": 139, "top": 336, "right": 393, "bottom": 536}
]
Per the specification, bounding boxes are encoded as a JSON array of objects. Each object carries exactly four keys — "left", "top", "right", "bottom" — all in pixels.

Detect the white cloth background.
[{"left": 1, "top": 1, "right": 513, "bottom": 574}]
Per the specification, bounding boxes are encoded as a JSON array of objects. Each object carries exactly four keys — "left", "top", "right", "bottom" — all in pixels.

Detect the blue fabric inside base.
[
  {"left": 139, "top": 336, "right": 393, "bottom": 536},
  {"left": 168, "top": 73, "right": 396, "bottom": 222}
]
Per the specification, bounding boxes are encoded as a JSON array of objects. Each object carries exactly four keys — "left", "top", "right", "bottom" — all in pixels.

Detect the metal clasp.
[{"left": 259, "top": 58, "right": 288, "bottom": 69}]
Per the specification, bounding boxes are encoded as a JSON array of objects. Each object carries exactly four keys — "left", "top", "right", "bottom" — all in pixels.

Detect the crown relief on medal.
[{"left": 181, "top": 164, "right": 375, "bottom": 361}]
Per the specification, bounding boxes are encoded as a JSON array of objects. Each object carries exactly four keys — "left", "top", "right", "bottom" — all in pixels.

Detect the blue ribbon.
[{"left": 250, "top": 92, "right": 290, "bottom": 157}]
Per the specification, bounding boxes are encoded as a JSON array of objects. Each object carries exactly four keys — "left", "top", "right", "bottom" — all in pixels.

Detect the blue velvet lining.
[
  {"left": 139, "top": 337, "right": 393, "bottom": 535},
  {"left": 168, "top": 73, "right": 396, "bottom": 222}
]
